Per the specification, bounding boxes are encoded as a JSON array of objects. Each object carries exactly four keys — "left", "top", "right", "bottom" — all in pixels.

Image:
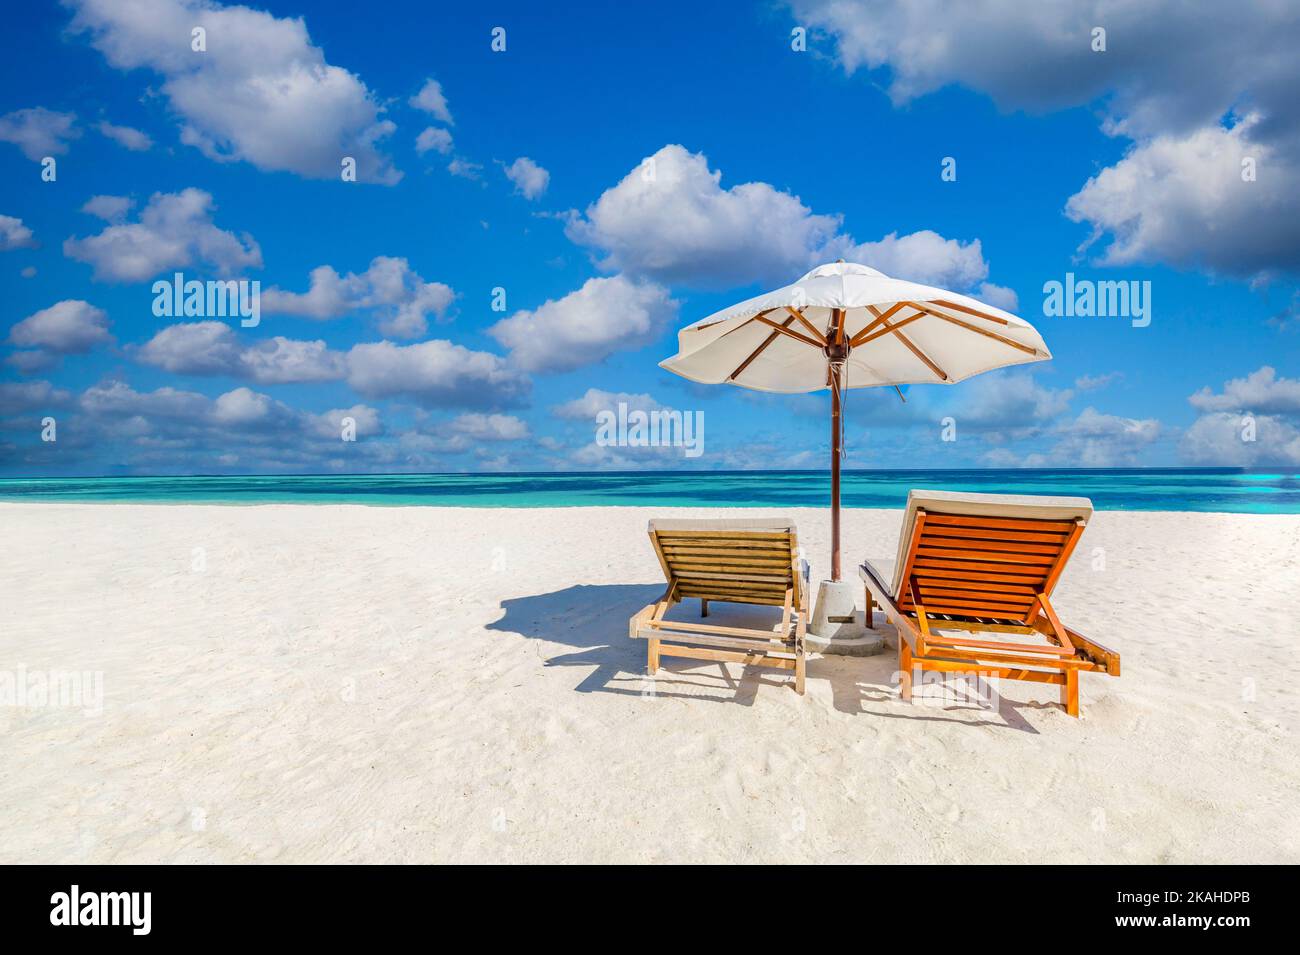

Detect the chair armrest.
[
  {"left": 858, "top": 558, "right": 895, "bottom": 603},
  {"left": 859, "top": 559, "right": 922, "bottom": 651},
  {"left": 628, "top": 603, "right": 657, "bottom": 639}
]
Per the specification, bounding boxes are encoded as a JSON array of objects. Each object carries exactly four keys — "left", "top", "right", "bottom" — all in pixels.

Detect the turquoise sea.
[{"left": 0, "top": 469, "right": 1296, "bottom": 513}]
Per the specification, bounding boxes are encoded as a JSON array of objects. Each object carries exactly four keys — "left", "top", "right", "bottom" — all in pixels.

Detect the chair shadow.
[{"left": 489, "top": 583, "right": 1048, "bottom": 729}]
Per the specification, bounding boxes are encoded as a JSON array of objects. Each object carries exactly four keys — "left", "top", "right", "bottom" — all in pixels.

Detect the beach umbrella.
[{"left": 659, "top": 261, "right": 1052, "bottom": 585}]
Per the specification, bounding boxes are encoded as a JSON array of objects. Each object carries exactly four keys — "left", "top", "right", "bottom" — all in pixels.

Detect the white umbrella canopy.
[
  {"left": 658, "top": 260, "right": 1052, "bottom": 583},
  {"left": 660, "top": 261, "right": 1050, "bottom": 392}
]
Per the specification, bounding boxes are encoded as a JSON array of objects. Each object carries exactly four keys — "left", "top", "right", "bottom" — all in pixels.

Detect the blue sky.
[{"left": 1, "top": 0, "right": 1297, "bottom": 475}]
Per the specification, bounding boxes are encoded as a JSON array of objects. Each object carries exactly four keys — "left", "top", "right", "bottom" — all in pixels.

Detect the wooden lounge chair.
[
  {"left": 859, "top": 491, "right": 1119, "bottom": 717},
  {"left": 629, "top": 518, "right": 809, "bottom": 695}
]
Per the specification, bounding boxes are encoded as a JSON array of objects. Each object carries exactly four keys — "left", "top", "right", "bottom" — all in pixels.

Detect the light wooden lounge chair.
[
  {"left": 859, "top": 491, "right": 1119, "bottom": 717},
  {"left": 629, "top": 518, "right": 809, "bottom": 695}
]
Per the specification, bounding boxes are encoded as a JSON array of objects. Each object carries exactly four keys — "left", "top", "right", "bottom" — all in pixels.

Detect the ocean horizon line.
[{"left": 1, "top": 468, "right": 1296, "bottom": 514}]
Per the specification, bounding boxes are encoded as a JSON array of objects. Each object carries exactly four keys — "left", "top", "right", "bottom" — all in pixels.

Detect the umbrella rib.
[
  {"left": 853, "top": 310, "right": 925, "bottom": 346},
  {"left": 727, "top": 315, "right": 796, "bottom": 381},
  {"left": 905, "top": 302, "right": 1041, "bottom": 356},
  {"left": 784, "top": 306, "right": 827, "bottom": 345},
  {"left": 753, "top": 314, "right": 825, "bottom": 350},
  {"left": 849, "top": 303, "right": 907, "bottom": 346},
  {"left": 860, "top": 305, "right": 948, "bottom": 381},
  {"left": 929, "top": 298, "right": 1011, "bottom": 326}
]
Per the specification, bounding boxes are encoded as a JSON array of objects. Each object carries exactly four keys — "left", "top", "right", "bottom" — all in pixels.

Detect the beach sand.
[{"left": 1, "top": 502, "right": 1297, "bottom": 864}]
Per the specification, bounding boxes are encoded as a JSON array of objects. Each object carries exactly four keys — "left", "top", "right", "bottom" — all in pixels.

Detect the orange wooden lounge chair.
[
  {"left": 859, "top": 491, "right": 1119, "bottom": 717},
  {"left": 629, "top": 518, "right": 808, "bottom": 695}
]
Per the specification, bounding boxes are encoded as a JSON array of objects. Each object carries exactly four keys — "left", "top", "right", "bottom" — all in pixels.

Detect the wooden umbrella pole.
[{"left": 830, "top": 358, "right": 843, "bottom": 582}]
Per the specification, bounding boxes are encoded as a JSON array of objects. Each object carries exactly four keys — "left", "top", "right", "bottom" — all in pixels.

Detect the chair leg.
[
  {"left": 1062, "top": 669, "right": 1080, "bottom": 717},
  {"left": 864, "top": 588, "right": 874, "bottom": 629},
  {"left": 794, "top": 652, "right": 806, "bottom": 696},
  {"left": 898, "top": 639, "right": 913, "bottom": 703},
  {"left": 647, "top": 638, "right": 660, "bottom": 674},
  {"left": 700, "top": 598, "right": 709, "bottom": 618}
]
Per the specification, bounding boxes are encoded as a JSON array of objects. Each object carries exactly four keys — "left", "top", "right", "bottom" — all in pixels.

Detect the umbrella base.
[{"left": 806, "top": 579, "right": 885, "bottom": 656}]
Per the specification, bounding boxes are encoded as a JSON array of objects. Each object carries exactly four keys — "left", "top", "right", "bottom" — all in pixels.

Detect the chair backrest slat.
[
  {"left": 650, "top": 524, "right": 799, "bottom": 608},
  {"left": 898, "top": 510, "right": 1085, "bottom": 622}
]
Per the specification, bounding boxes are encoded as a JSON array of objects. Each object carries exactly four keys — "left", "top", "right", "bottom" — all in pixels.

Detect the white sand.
[{"left": 1, "top": 502, "right": 1297, "bottom": 864}]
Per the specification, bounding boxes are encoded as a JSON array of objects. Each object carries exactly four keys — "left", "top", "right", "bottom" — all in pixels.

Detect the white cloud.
[
  {"left": 0, "top": 107, "right": 79, "bottom": 160},
  {"left": 982, "top": 408, "right": 1161, "bottom": 468},
  {"left": 64, "top": 188, "right": 262, "bottom": 282},
  {"left": 81, "top": 194, "right": 134, "bottom": 223},
  {"left": 1047, "top": 408, "right": 1161, "bottom": 467},
  {"left": 307, "top": 404, "right": 383, "bottom": 440},
  {"left": 565, "top": 145, "right": 840, "bottom": 288},
  {"left": 410, "top": 78, "right": 453, "bottom": 125},
  {"left": 1181, "top": 412, "right": 1300, "bottom": 466},
  {"left": 566, "top": 145, "right": 1008, "bottom": 298},
  {"left": 448, "top": 157, "right": 482, "bottom": 181},
  {"left": 1188, "top": 366, "right": 1300, "bottom": 415},
  {"left": 449, "top": 413, "right": 529, "bottom": 440},
  {"left": 0, "top": 215, "right": 36, "bottom": 251},
  {"left": 79, "top": 378, "right": 211, "bottom": 420},
  {"left": 792, "top": 1, "right": 1300, "bottom": 277},
  {"left": 415, "top": 126, "right": 453, "bottom": 155},
  {"left": 345, "top": 339, "right": 530, "bottom": 409},
  {"left": 97, "top": 120, "right": 152, "bottom": 151},
  {"left": 503, "top": 156, "right": 549, "bottom": 200},
  {"left": 262, "top": 256, "right": 455, "bottom": 339},
  {"left": 552, "top": 387, "right": 663, "bottom": 420},
  {"left": 134, "top": 321, "right": 346, "bottom": 384},
  {"left": 1075, "top": 372, "right": 1123, "bottom": 391},
  {"left": 1181, "top": 367, "right": 1300, "bottom": 465},
  {"left": 943, "top": 371, "right": 1073, "bottom": 432},
  {"left": 835, "top": 229, "right": 990, "bottom": 292},
  {"left": 67, "top": 0, "right": 400, "bottom": 183},
  {"left": 489, "top": 274, "right": 678, "bottom": 374},
  {"left": 0, "top": 380, "right": 73, "bottom": 413},
  {"left": 1065, "top": 117, "right": 1300, "bottom": 276},
  {"left": 8, "top": 300, "right": 113, "bottom": 353}
]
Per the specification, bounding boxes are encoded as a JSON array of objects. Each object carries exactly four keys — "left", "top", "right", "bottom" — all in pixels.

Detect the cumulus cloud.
[
  {"left": 410, "top": 78, "right": 453, "bottom": 125},
  {"left": 345, "top": 339, "right": 530, "bottom": 409},
  {"left": 1065, "top": 117, "right": 1300, "bottom": 275},
  {"left": 262, "top": 256, "right": 455, "bottom": 338},
  {"left": 97, "top": 120, "right": 152, "bottom": 151},
  {"left": 1182, "top": 366, "right": 1300, "bottom": 465},
  {"left": 67, "top": 0, "right": 400, "bottom": 183},
  {"left": 942, "top": 371, "right": 1073, "bottom": 433},
  {"left": 0, "top": 379, "right": 74, "bottom": 413},
  {"left": 81, "top": 194, "right": 134, "bottom": 223},
  {"left": 9, "top": 300, "right": 113, "bottom": 353},
  {"left": 449, "top": 413, "right": 529, "bottom": 441},
  {"left": 134, "top": 321, "right": 346, "bottom": 384},
  {"left": 1188, "top": 366, "right": 1300, "bottom": 414},
  {"left": 447, "top": 157, "right": 482, "bottom": 181},
  {"left": 981, "top": 408, "right": 1161, "bottom": 468},
  {"left": 0, "top": 107, "right": 79, "bottom": 160},
  {"left": 73, "top": 379, "right": 384, "bottom": 453},
  {"left": 489, "top": 274, "right": 678, "bottom": 374},
  {"left": 415, "top": 126, "right": 453, "bottom": 155},
  {"left": 64, "top": 188, "right": 262, "bottom": 282},
  {"left": 502, "top": 157, "right": 549, "bottom": 200},
  {"left": 0, "top": 215, "right": 36, "bottom": 251},
  {"left": 792, "top": 1, "right": 1300, "bottom": 277},
  {"left": 565, "top": 144, "right": 1008, "bottom": 298},
  {"left": 552, "top": 387, "right": 664, "bottom": 420}
]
